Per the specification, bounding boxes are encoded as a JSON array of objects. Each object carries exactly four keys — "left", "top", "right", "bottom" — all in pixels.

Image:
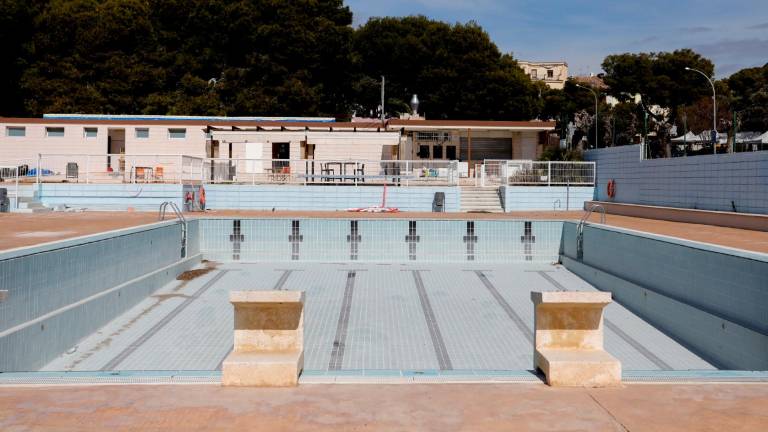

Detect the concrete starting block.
[
  {"left": 531, "top": 291, "right": 621, "bottom": 387},
  {"left": 222, "top": 291, "right": 304, "bottom": 387}
]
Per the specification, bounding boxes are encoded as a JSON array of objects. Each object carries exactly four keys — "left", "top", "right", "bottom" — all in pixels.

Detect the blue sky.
[{"left": 346, "top": 0, "right": 768, "bottom": 77}]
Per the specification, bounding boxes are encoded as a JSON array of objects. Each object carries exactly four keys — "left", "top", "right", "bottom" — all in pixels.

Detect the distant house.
[{"left": 518, "top": 61, "right": 568, "bottom": 89}]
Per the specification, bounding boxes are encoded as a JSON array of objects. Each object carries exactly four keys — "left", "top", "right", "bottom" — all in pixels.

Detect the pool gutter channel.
[{"left": 1, "top": 370, "right": 767, "bottom": 386}]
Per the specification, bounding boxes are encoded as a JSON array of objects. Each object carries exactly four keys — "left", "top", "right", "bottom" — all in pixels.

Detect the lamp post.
[
  {"left": 576, "top": 84, "right": 599, "bottom": 148},
  {"left": 685, "top": 67, "right": 717, "bottom": 154}
]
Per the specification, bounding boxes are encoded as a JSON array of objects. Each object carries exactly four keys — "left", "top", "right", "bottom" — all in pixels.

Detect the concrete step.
[
  {"left": 460, "top": 186, "right": 503, "bottom": 212},
  {"left": 12, "top": 196, "right": 51, "bottom": 213},
  {"left": 461, "top": 196, "right": 501, "bottom": 201},
  {"left": 11, "top": 207, "right": 52, "bottom": 213},
  {"left": 461, "top": 208, "right": 504, "bottom": 213}
]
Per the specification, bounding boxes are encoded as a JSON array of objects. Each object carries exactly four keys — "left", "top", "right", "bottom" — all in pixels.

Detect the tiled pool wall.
[
  {"left": 39, "top": 184, "right": 186, "bottom": 211},
  {"left": 203, "top": 185, "right": 461, "bottom": 212},
  {"left": 500, "top": 186, "right": 595, "bottom": 212},
  {"left": 199, "top": 218, "right": 563, "bottom": 263},
  {"left": 0, "top": 221, "right": 200, "bottom": 371},
  {"left": 560, "top": 222, "right": 768, "bottom": 370},
  {"left": 35, "top": 184, "right": 460, "bottom": 212}
]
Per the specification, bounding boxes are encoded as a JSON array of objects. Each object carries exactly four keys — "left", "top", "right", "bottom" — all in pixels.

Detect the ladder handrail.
[
  {"left": 576, "top": 204, "right": 605, "bottom": 260},
  {"left": 158, "top": 201, "right": 187, "bottom": 258},
  {"left": 158, "top": 201, "right": 186, "bottom": 222}
]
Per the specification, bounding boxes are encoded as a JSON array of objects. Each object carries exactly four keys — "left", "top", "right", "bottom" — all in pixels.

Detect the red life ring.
[
  {"left": 607, "top": 180, "right": 616, "bottom": 198},
  {"left": 198, "top": 186, "right": 206, "bottom": 208}
]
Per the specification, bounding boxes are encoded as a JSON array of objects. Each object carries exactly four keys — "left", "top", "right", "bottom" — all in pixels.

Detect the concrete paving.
[
  {"left": 1, "top": 383, "right": 766, "bottom": 431},
  {"left": 43, "top": 262, "right": 713, "bottom": 373}
]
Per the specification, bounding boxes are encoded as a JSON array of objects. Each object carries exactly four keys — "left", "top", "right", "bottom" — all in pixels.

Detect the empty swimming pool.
[{"left": 3, "top": 217, "right": 766, "bottom": 377}]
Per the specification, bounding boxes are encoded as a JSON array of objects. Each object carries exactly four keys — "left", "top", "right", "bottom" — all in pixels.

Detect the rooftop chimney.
[{"left": 410, "top": 94, "right": 420, "bottom": 115}]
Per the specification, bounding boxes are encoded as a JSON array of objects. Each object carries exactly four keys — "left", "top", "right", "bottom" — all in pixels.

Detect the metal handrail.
[
  {"left": 553, "top": 199, "right": 561, "bottom": 211},
  {"left": 576, "top": 204, "right": 606, "bottom": 260},
  {"left": 158, "top": 201, "right": 185, "bottom": 222},
  {"left": 159, "top": 201, "right": 187, "bottom": 258},
  {"left": 580, "top": 203, "right": 605, "bottom": 225}
]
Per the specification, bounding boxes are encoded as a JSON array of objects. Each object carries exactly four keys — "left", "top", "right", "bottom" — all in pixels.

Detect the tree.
[
  {"left": 351, "top": 16, "right": 539, "bottom": 120},
  {"left": 727, "top": 63, "right": 768, "bottom": 132},
  {"left": 603, "top": 49, "right": 714, "bottom": 114},
  {"left": 5, "top": 0, "right": 356, "bottom": 117},
  {"left": 602, "top": 49, "right": 718, "bottom": 155},
  {"left": 539, "top": 79, "right": 608, "bottom": 148}
]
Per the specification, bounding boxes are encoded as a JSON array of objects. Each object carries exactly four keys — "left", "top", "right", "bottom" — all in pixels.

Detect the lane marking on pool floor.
[
  {"left": 273, "top": 270, "right": 294, "bottom": 290},
  {"left": 412, "top": 270, "right": 453, "bottom": 371},
  {"left": 474, "top": 271, "right": 534, "bottom": 344},
  {"left": 535, "top": 271, "right": 672, "bottom": 370},
  {"left": 328, "top": 270, "right": 357, "bottom": 370},
  {"left": 101, "top": 270, "right": 229, "bottom": 371}
]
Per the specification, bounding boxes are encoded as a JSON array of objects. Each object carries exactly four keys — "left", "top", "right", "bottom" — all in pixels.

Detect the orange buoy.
[{"left": 607, "top": 179, "right": 616, "bottom": 198}]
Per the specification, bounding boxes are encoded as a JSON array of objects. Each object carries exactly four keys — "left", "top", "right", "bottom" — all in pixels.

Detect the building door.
[
  {"left": 107, "top": 129, "right": 125, "bottom": 172},
  {"left": 272, "top": 142, "right": 290, "bottom": 171}
]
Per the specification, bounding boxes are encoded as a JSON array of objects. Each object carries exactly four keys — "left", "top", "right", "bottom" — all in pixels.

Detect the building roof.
[
  {"left": 43, "top": 114, "right": 335, "bottom": 123},
  {"left": 572, "top": 75, "right": 608, "bottom": 89},
  {"left": 0, "top": 117, "right": 382, "bottom": 130},
  {"left": 518, "top": 60, "right": 568, "bottom": 66},
  {"left": 387, "top": 119, "right": 556, "bottom": 131},
  {"left": 1, "top": 116, "right": 555, "bottom": 131}
]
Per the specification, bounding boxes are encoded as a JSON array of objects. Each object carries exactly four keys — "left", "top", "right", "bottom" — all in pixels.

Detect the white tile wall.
[{"left": 585, "top": 145, "right": 768, "bottom": 214}]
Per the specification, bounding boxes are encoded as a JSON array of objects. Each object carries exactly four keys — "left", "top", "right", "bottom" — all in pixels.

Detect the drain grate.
[{"left": 0, "top": 372, "right": 220, "bottom": 386}]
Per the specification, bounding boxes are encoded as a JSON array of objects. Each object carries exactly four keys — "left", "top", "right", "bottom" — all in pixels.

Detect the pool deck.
[
  {"left": 1, "top": 382, "right": 767, "bottom": 431},
  {"left": 2, "top": 209, "right": 768, "bottom": 253}
]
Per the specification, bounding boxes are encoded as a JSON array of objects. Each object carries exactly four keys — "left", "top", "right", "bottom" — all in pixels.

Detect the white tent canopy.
[
  {"left": 735, "top": 131, "right": 768, "bottom": 143},
  {"left": 671, "top": 131, "right": 728, "bottom": 144}
]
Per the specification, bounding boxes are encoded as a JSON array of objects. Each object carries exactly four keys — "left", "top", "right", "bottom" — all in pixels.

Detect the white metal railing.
[
  {"left": 33, "top": 154, "right": 203, "bottom": 184},
  {"left": 0, "top": 165, "right": 19, "bottom": 210},
  {"left": 482, "top": 160, "right": 595, "bottom": 186},
  {"left": 18, "top": 154, "right": 596, "bottom": 188},
  {"left": 200, "top": 158, "right": 459, "bottom": 186}
]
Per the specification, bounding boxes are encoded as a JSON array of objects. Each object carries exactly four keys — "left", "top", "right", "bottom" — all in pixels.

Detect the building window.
[
  {"left": 6, "top": 126, "right": 25, "bottom": 137},
  {"left": 84, "top": 127, "right": 98, "bottom": 138},
  {"left": 531, "top": 69, "right": 537, "bottom": 78},
  {"left": 547, "top": 69, "right": 554, "bottom": 78},
  {"left": 135, "top": 128, "right": 149, "bottom": 139},
  {"left": 168, "top": 128, "right": 186, "bottom": 139},
  {"left": 418, "top": 145, "right": 430, "bottom": 158},
  {"left": 46, "top": 127, "right": 65, "bottom": 137}
]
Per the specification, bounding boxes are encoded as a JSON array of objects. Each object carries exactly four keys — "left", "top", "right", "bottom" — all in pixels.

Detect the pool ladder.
[
  {"left": 576, "top": 204, "right": 605, "bottom": 260},
  {"left": 159, "top": 201, "right": 187, "bottom": 258}
]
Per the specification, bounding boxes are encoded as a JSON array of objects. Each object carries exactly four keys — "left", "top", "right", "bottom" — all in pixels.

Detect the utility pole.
[
  {"left": 380, "top": 75, "right": 385, "bottom": 123},
  {"left": 732, "top": 110, "right": 738, "bottom": 152}
]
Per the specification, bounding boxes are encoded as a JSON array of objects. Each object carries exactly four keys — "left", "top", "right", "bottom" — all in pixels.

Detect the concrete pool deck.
[
  {"left": 2, "top": 210, "right": 768, "bottom": 253},
  {"left": 1, "top": 382, "right": 767, "bottom": 431},
  {"left": 42, "top": 263, "right": 712, "bottom": 373}
]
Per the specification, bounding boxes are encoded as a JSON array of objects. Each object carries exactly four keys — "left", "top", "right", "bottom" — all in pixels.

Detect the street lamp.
[
  {"left": 575, "top": 84, "right": 599, "bottom": 148},
  {"left": 620, "top": 92, "right": 649, "bottom": 156},
  {"left": 685, "top": 66, "right": 717, "bottom": 154}
]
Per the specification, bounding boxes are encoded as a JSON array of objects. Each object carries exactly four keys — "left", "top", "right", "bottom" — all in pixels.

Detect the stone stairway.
[
  {"left": 460, "top": 186, "right": 504, "bottom": 212},
  {"left": 10, "top": 186, "right": 51, "bottom": 213}
]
